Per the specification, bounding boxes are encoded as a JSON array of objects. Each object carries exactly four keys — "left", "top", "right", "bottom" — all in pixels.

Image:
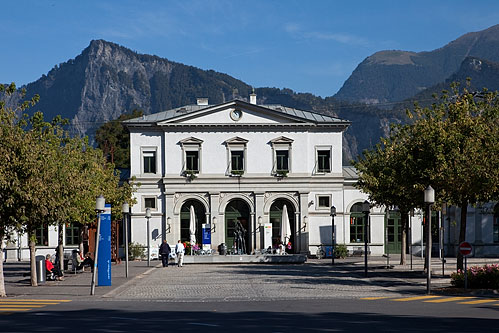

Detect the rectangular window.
[
  {"left": 36, "top": 224, "right": 49, "bottom": 246},
  {"left": 65, "top": 222, "right": 81, "bottom": 246},
  {"left": 143, "top": 151, "right": 156, "bottom": 174},
  {"left": 144, "top": 197, "right": 156, "bottom": 210},
  {"left": 318, "top": 196, "right": 330, "bottom": 208},
  {"left": 231, "top": 150, "right": 244, "bottom": 172},
  {"left": 276, "top": 150, "right": 289, "bottom": 172},
  {"left": 350, "top": 215, "right": 365, "bottom": 243},
  {"left": 317, "top": 150, "right": 331, "bottom": 173},
  {"left": 185, "top": 151, "right": 199, "bottom": 172}
]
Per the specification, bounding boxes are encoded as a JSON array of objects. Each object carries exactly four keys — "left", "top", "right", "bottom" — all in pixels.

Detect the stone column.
[
  {"left": 254, "top": 192, "right": 265, "bottom": 250},
  {"left": 165, "top": 193, "right": 176, "bottom": 243},
  {"left": 299, "top": 192, "right": 310, "bottom": 254},
  {"left": 209, "top": 192, "right": 221, "bottom": 249},
  {"left": 294, "top": 211, "right": 301, "bottom": 253},
  {"left": 250, "top": 212, "right": 256, "bottom": 253}
]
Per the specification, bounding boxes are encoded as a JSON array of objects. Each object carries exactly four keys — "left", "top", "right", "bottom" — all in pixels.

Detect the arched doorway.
[
  {"left": 225, "top": 199, "right": 250, "bottom": 254},
  {"left": 350, "top": 203, "right": 368, "bottom": 244},
  {"left": 180, "top": 200, "right": 206, "bottom": 246},
  {"left": 269, "top": 199, "right": 296, "bottom": 253}
]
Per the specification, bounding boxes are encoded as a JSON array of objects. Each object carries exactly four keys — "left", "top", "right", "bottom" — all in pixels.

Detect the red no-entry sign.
[{"left": 459, "top": 242, "right": 473, "bottom": 256}]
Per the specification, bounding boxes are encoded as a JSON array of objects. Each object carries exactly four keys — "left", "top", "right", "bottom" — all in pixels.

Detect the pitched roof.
[{"left": 123, "top": 99, "right": 349, "bottom": 126}]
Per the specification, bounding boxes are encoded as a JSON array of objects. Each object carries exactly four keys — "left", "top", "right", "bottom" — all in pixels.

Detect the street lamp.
[
  {"left": 362, "top": 200, "right": 370, "bottom": 278},
  {"left": 122, "top": 202, "right": 129, "bottom": 278},
  {"left": 424, "top": 185, "right": 435, "bottom": 294},
  {"left": 91, "top": 195, "right": 105, "bottom": 296},
  {"left": 145, "top": 208, "right": 152, "bottom": 267},
  {"left": 330, "top": 206, "right": 336, "bottom": 265}
]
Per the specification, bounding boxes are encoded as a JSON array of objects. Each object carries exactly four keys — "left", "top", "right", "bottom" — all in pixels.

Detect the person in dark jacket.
[{"left": 159, "top": 240, "right": 171, "bottom": 267}]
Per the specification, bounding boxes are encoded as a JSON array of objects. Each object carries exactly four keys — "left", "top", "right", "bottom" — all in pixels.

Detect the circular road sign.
[{"left": 459, "top": 241, "right": 473, "bottom": 256}]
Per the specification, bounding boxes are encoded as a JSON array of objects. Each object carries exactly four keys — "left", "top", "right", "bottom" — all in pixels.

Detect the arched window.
[{"left": 350, "top": 203, "right": 367, "bottom": 243}]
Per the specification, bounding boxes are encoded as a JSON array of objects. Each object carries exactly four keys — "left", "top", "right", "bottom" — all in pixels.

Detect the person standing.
[
  {"left": 159, "top": 240, "right": 171, "bottom": 267},
  {"left": 175, "top": 240, "right": 185, "bottom": 267}
]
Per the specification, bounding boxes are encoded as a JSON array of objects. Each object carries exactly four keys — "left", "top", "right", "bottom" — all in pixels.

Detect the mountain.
[
  {"left": 395, "top": 56, "right": 499, "bottom": 110},
  {"left": 8, "top": 39, "right": 398, "bottom": 164},
  {"left": 334, "top": 25, "right": 499, "bottom": 105}
]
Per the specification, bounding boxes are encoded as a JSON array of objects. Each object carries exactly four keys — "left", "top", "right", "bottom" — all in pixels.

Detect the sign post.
[
  {"left": 459, "top": 241, "right": 473, "bottom": 289},
  {"left": 98, "top": 204, "right": 112, "bottom": 286}
]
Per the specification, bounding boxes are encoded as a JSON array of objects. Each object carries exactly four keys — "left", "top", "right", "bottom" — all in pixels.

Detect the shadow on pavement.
[{"left": 0, "top": 308, "right": 496, "bottom": 332}]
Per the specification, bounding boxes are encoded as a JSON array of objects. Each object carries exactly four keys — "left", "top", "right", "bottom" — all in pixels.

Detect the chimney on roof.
[
  {"left": 196, "top": 98, "right": 209, "bottom": 106},
  {"left": 250, "top": 88, "right": 257, "bottom": 105}
]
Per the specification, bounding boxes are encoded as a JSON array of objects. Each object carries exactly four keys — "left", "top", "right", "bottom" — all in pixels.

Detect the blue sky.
[{"left": 2, "top": 1, "right": 499, "bottom": 97}]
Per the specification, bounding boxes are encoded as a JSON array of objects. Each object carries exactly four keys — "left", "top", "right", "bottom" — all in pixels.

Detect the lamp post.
[
  {"left": 330, "top": 206, "right": 336, "bottom": 265},
  {"left": 362, "top": 200, "right": 370, "bottom": 278},
  {"left": 122, "top": 202, "right": 129, "bottom": 278},
  {"left": 91, "top": 195, "right": 105, "bottom": 296},
  {"left": 424, "top": 185, "right": 435, "bottom": 294},
  {"left": 145, "top": 208, "right": 152, "bottom": 267}
]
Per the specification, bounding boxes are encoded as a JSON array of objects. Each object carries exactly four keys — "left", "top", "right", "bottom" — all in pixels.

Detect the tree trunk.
[
  {"left": 400, "top": 212, "right": 408, "bottom": 265},
  {"left": 0, "top": 232, "right": 6, "bottom": 297},
  {"left": 457, "top": 200, "right": 468, "bottom": 271},
  {"left": 29, "top": 234, "right": 37, "bottom": 287},
  {"left": 58, "top": 223, "right": 64, "bottom": 273}
]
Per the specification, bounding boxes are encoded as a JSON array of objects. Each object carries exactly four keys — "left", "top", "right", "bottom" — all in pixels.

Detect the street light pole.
[
  {"left": 330, "top": 206, "right": 336, "bottom": 265},
  {"left": 424, "top": 185, "right": 435, "bottom": 295},
  {"left": 145, "top": 208, "right": 151, "bottom": 267},
  {"left": 91, "top": 195, "right": 105, "bottom": 296},
  {"left": 362, "top": 200, "right": 370, "bottom": 278},
  {"left": 122, "top": 202, "right": 129, "bottom": 278}
]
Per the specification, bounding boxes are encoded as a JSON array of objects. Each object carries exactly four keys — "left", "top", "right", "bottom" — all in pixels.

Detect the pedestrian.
[
  {"left": 175, "top": 240, "right": 185, "bottom": 267},
  {"left": 45, "top": 254, "right": 64, "bottom": 281},
  {"left": 159, "top": 240, "right": 171, "bottom": 267}
]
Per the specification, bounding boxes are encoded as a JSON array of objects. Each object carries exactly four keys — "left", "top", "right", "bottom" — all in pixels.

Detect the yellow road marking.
[
  {"left": 0, "top": 302, "right": 62, "bottom": 305},
  {"left": 424, "top": 297, "right": 474, "bottom": 303},
  {"left": 0, "top": 308, "right": 31, "bottom": 312},
  {"left": 0, "top": 299, "right": 71, "bottom": 302},
  {"left": 392, "top": 296, "right": 441, "bottom": 302},
  {"left": 458, "top": 299, "right": 499, "bottom": 305},
  {"left": 0, "top": 304, "right": 45, "bottom": 308},
  {"left": 360, "top": 297, "right": 390, "bottom": 300}
]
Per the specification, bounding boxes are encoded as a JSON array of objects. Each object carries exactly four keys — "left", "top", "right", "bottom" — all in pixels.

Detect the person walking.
[
  {"left": 175, "top": 240, "right": 185, "bottom": 267},
  {"left": 159, "top": 240, "right": 171, "bottom": 267}
]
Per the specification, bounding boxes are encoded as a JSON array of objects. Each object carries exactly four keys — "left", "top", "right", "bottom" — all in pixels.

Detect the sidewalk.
[
  {"left": 3, "top": 259, "right": 157, "bottom": 299},
  {"left": 2, "top": 255, "right": 498, "bottom": 300}
]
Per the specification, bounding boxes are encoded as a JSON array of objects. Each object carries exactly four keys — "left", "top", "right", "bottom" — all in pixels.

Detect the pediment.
[
  {"left": 156, "top": 100, "right": 311, "bottom": 126},
  {"left": 179, "top": 137, "right": 204, "bottom": 145},
  {"left": 224, "top": 136, "right": 249, "bottom": 145},
  {"left": 270, "top": 136, "right": 294, "bottom": 144}
]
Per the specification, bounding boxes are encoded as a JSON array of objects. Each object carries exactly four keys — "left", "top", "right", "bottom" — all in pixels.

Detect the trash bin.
[
  {"left": 35, "top": 255, "right": 46, "bottom": 284},
  {"left": 218, "top": 243, "right": 227, "bottom": 255}
]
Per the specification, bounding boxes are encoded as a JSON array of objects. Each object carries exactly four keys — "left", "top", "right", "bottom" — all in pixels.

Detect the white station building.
[{"left": 3, "top": 94, "right": 498, "bottom": 260}]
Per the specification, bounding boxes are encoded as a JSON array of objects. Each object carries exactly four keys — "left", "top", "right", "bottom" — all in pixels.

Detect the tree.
[
  {"left": 95, "top": 109, "right": 143, "bottom": 168},
  {"left": 0, "top": 83, "right": 136, "bottom": 293},
  {"left": 355, "top": 83, "right": 499, "bottom": 271}
]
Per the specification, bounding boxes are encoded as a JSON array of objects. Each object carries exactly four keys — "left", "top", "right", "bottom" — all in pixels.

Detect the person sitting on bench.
[
  {"left": 45, "top": 254, "right": 64, "bottom": 281},
  {"left": 77, "top": 251, "right": 94, "bottom": 272}
]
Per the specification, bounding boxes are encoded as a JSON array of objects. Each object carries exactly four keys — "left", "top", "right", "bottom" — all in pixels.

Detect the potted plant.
[
  {"left": 230, "top": 170, "right": 244, "bottom": 177},
  {"left": 183, "top": 170, "right": 197, "bottom": 181},
  {"left": 275, "top": 170, "right": 288, "bottom": 178}
]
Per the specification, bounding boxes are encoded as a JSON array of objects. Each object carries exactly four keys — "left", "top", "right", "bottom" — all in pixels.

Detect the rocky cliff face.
[{"left": 334, "top": 24, "right": 499, "bottom": 105}]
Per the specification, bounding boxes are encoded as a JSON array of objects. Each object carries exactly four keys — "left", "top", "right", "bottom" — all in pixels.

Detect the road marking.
[
  {"left": 0, "top": 299, "right": 71, "bottom": 315},
  {"left": 188, "top": 323, "right": 220, "bottom": 327},
  {"left": 0, "top": 304, "right": 45, "bottom": 308},
  {"left": 392, "top": 296, "right": 441, "bottom": 302},
  {"left": 424, "top": 297, "right": 474, "bottom": 303},
  {"left": 0, "top": 299, "right": 72, "bottom": 302},
  {"left": 360, "top": 297, "right": 390, "bottom": 300},
  {"left": 458, "top": 299, "right": 499, "bottom": 305}
]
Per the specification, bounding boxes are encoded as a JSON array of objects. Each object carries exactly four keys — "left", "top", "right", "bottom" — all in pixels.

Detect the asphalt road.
[{"left": 1, "top": 297, "right": 498, "bottom": 332}]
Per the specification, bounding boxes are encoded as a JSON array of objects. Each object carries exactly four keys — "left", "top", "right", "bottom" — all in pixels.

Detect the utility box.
[{"left": 261, "top": 223, "right": 272, "bottom": 250}]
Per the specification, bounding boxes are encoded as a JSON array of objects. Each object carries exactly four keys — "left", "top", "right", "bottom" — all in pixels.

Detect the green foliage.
[
  {"left": 128, "top": 242, "right": 145, "bottom": 260},
  {"left": 354, "top": 82, "right": 499, "bottom": 269},
  {"left": 451, "top": 264, "right": 499, "bottom": 289},
  {"left": 95, "top": 109, "right": 143, "bottom": 168},
  {"left": 334, "top": 244, "right": 348, "bottom": 259},
  {"left": 182, "top": 170, "right": 197, "bottom": 181}
]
